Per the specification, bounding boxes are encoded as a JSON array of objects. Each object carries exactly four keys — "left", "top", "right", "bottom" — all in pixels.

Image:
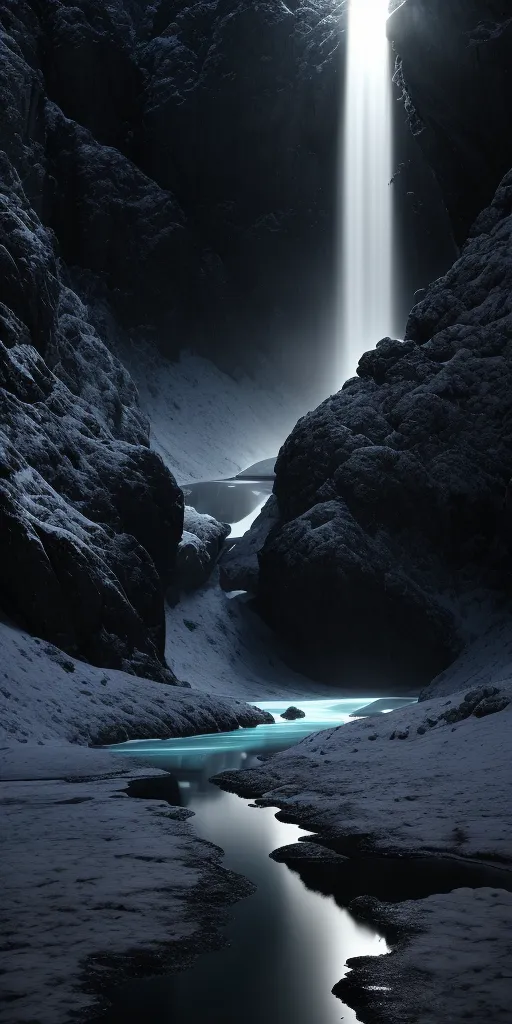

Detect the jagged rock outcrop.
[
  {"left": 252, "top": 169, "right": 512, "bottom": 686},
  {"left": 0, "top": 157, "right": 184, "bottom": 680},
  {"left": 389, "top": 0, "right": 512, "bottom": 244},
  {"left": 174, "top": 506, "right": 231, "bottom": 592}
]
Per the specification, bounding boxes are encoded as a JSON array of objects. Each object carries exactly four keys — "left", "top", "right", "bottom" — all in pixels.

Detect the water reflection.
[
  {"left": 111, "top": 696, "right": 417, "bottom": 784},
  {"left": 105, "top": 699, "right": 403, "bottom": 1023}
]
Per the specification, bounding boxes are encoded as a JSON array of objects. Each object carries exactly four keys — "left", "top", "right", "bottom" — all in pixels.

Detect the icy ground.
[
  {"left": 0, "top": 744, "right": 256, "bottom": 1024},
  {"left": 214, "top": 622, "right": 512, "bottom": 1023}
]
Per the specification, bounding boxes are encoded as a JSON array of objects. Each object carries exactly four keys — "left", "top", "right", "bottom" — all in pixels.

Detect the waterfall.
[{"left": 338, "top": 0, "right": 394, "bottom": 384}]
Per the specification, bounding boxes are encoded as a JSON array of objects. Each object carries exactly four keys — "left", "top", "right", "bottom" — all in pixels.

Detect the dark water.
[
  {"left": 101, "top": 699, "right": 402, "bottom": 1023},
  {"left": 180, "top": 478, "right": 273, "bottom": 537},
  {"left": 99, "top": 696, "right": 512, "bottom": 1023}
]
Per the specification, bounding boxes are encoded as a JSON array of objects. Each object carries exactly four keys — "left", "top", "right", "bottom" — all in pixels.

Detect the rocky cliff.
[
  {"left": 254, "top": 170, "right": 512, "bottom": 687},
  {"left": 389, "top": 0, "right": 512, "bottom": 244},
  {"left": 0, "top": 1, "right": 187, "bottom": 679},
  {"left": 0, "top": 0, "right": 343, "bottom": 677}
]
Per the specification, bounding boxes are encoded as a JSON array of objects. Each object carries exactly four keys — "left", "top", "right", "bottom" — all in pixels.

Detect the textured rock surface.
[
  {"left": 253, "top": 170, "right": 512, "bottom": 684},
  {"left": 174, "top": 507, "right": 231, "bottom": 592},
  {"left": 389, "top": 0, "right": 512, "bottom": 243},
  {"left": 280, "top": 705, "right": 306, "bottom": 720},
  {"left": 0, "top": 0, "right": 345, "bottom": 383},
  {"left": 0, "top": 6, "right": 186, "bottom": 680}
]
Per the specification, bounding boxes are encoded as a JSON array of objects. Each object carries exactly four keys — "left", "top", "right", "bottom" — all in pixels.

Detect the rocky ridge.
[
  {"left": 0, "top": 2, "right": 187, "bottom": 679},
  {"left": 251, "top": 167, "right": 512, "bottom": 686}
]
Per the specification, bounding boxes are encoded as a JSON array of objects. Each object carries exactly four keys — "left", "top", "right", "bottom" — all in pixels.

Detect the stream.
[{"left": 99, "top": 698, "right": 415, "bottom": 1023}]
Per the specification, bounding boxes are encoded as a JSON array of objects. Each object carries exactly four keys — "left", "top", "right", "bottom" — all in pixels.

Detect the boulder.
[
  {"left": 174, "top": 507, "right": 231, "bottom": 592},
  {"left": 280, "top": 706, "right": 306, "bottom": 721}
]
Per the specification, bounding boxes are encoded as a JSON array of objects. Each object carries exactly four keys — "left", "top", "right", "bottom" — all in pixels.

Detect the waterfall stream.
[{"left": 338, "top": 0, "right": 394, "bottom": 384}]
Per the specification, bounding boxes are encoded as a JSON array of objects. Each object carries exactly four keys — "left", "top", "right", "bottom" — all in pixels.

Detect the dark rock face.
[
  {"left": 254, "top": 170, "right": 512, "bottom": 686},
  {"left": 280, "top": 706, "right": 306, "bottom": 720},
  {"left": 0, "top": 0, "right": 344, "bottom": 385},
  {"left": 389, "top": 0, "right": 512, "bottom": 244},
  {"left": 0, "top": 6, "right": 185, "bottom": 681}
]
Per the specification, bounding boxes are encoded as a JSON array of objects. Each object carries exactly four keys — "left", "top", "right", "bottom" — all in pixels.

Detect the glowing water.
[{"left": 338, "top": 0, "right": 394, "bottom": 383}]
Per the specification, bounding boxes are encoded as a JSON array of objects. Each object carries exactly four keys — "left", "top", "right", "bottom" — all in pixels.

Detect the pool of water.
[{"left": 102, "top": 698, "right": 416, "bottom": 1023}]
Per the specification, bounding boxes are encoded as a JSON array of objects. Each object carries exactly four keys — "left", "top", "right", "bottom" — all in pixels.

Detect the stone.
[
  {"left": 280, "top": 706, "right": 306, "bottom": 721},
  {"left": 174, "top": 508, "right": 231, "bottom": 592},
  {"left": 249, "top": 167, "right": 512, "bottom": 686}
]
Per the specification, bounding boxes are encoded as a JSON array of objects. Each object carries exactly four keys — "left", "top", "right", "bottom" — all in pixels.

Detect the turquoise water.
[
  {"left": 109, "top": 697, "right": 417, "bottom": 776},
  {"left": 101, "top": 696, "right": 416, "bottom": 1024}
]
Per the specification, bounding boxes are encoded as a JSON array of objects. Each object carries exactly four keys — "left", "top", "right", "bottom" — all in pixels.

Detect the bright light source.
[{"left": 338, "top": 0, "right": 394, "bottom": 385}]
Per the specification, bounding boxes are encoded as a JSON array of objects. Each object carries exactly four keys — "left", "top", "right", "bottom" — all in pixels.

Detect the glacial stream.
[{"left": 101, "top": 698, "right": 415, "bottom": 1024}]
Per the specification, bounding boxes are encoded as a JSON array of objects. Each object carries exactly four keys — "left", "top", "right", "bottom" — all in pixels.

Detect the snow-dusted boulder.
[
  {"left": 253, "top": 170, "right": 512, "bottom": 685},
  {"left": 175, "top": 507, "right": 231, "bottom": 592}
]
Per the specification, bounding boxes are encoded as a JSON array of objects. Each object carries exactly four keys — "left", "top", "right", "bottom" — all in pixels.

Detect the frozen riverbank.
[
  {"left": 213, "top": 627, "right": 512, "bottom": 1022},
  {"left": 0, "top": 744, "right": 256, "bottom": 1024}
]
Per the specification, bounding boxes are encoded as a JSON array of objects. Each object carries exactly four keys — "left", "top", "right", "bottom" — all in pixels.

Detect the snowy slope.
[
  {"left": 0, "top": 618, "right": 272, "bottom": 747},
  {"left": 164, "top": 573, "right": 337, "bottom": 700},
  {"left": 0, "top": 747, "right": 254, "bottom": 1024},
  {"left": 121, "top": 346, "right": 312, "bottom": 483},
  {"left": 215, "top": 666, "right": 512, "bottom": 863}
]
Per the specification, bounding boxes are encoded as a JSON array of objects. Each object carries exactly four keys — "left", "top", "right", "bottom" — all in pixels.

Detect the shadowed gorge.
[{"left": 0, "top": 2, "right": 511, "bottom": 1024}]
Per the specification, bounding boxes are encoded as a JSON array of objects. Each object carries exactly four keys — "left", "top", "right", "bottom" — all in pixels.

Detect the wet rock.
[
  {"left": 175, "top": 509, "right": 230, "bottom": 592},
  {"left": 270, "top": 841, "right": 348, "bottom": 865},
  {"left": 280, "top": 706, "right": 306, "bottom": 721}
]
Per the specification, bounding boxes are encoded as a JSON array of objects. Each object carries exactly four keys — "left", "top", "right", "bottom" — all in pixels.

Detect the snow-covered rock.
[
  {"left": 174, "top": 507, "right": 231, "bottom": 592},
  {"left": 0, "top": 178, "right": 183, "bottom": 679}
]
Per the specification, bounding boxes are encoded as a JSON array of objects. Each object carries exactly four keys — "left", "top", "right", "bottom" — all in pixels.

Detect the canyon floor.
[{"left": 1, "top": 360, "right": 511, "bottom": 1024}]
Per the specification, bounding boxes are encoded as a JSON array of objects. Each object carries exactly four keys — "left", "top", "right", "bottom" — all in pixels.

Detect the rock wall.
[
  {"left": 0, "top": 2, "right": 184, "bottom": 681},
  {"left": 388, "top": 0, "right": 512, "bottom": 244},
  {"left": 1, "top": 0, "right": 345, "bottom": 384},
  {"left": 254, "top": 170, "right": 512, "bottom": 687}
]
